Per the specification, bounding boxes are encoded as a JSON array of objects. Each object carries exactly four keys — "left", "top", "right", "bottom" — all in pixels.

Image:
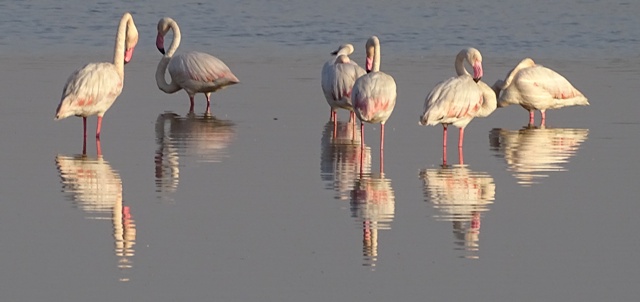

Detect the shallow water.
[{"left": 1, "top": 1, "right": 640, "bottom": 301}]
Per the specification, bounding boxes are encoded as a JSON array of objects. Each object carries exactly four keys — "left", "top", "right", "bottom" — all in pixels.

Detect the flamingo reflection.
[
  {"left": 320, "top": 121, "right": 371, "bottom": 200},
  {"left": 350, "top": 170, "right": 395, "bottom": 268},
  {"left": 420, "top": 165, "right": 495, "bottom": 259},
  {"left": 490, "top": 126, "right": 589, "bottom": 186},
  {"left": 155, "top": 112, "right": 235, "bottom": 194},
  {"left": 55, "top": 154, "right": 136, "bottom": 281}
]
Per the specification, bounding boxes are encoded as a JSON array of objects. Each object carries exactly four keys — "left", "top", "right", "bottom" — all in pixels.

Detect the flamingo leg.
[
  {"left": 330, "top": 110, "right": 336, "bottom": 122},
  {"left": 188, "top": 95, "right": 195, "bottom": 113},
  {"left": 349, "top": 111, "right": 356, "bottom": 123},
  {"left": 333, "top": 119, "right": 337, "bottom": 139},
  {"left": 528, "top": 111, "right": 535, "bottom": 125},
  {"left": 540, "top": 110, "right": 546, "bottom": 127},
  {"left": 96, "top": 116, "right": 103, "bottom": 139},
  {"left": 96, "top": 138, "right": 102, "bottom": 157},
  {"left": 458, "top": 127, "right": 464, "bottom": 148},
  {"left": 380, "top": 123, "right": 385, "bottom": 174},
  {"left": 82, "top": 117, "right": 88, "bottom": 139},
  {"left": 360, "top": 122, "right": 365, "bottom": 177},
  {"left": 458, "top": 146, "right": 464, "bottom": 165},
  {"left": 205, "top": 93, "right": 212, "bottom": 115},
  {"left": 442, "top": 124, "right": 448, "bottom": 166}
]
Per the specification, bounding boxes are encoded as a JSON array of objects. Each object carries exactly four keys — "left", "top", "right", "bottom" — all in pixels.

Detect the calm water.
[{"left": 1, "top": 0, "right": 639, "bottom": 301}]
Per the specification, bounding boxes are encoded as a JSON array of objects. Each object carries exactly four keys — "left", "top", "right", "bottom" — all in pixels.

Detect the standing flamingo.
[
  {"left": 352, "top": 36, "right": 397, "bottom": 173},
  {"left": 321, "top": 43, "right": 366, "bottom": 124},
  {"left": 156, "top": 17, "right": 240, "bottom": 115},
  {"left": 55, "top": 12, "right": 138, "bottom": 149},
  {"left": 419, "top": 48, "right": 497, "bottom": 165},
  {"left": 492, "top": 58, "right": 589, "bottom": 127}
]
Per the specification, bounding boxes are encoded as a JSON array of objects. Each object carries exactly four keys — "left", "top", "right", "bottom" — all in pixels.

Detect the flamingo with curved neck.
[
  {"left": 156, "top": 17, "right": 239, "bottom": 115},
  {"left": 492, "top": 58, "right": 589, "bottom": 127},
  {"left": 55, "top": 12, "right": 138, "bottom": 153},
  {"left": 352, "top": 36, "right": 397, "bottom": 173},
  {"left": 420, "top": 48, "right": 497, "bottom": 165}
]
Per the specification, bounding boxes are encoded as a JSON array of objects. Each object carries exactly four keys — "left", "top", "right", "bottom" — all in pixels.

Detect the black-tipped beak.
[
  {"left": 158, "top": 47, "right": 165, "bottom": 55},
  {"left": 473, "top": 77, "right": 481, "bottom": 83},
  {"left": 330, "top": 50, "right": 338, "bottom": 55}
]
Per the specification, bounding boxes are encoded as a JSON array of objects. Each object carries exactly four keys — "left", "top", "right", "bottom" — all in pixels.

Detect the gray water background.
[{"left": 0, "top": 0, "right": 639, "bottom": 301}]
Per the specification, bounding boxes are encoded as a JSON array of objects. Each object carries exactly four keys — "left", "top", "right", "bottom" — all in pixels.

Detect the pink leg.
[
  {"left": 529, "top": 111, "right": 535, "bottom": 125},
  {"left": 96, "top": 138, "right": 102, "bottom": 157},
  {"left": 330, "top": 110, "right": 336, "bottom": 122},
  {"left": 83, "top": 117, "right": 88, "bottom": 139},
  {"left": 380, "top": 123, "right": 385, "bottom": 174},
  {"left": 360, "top": 122, "right": 365, "bottom": 177},
  {"left": 205, "top": 93, "right": 212, "bottom": 115},
  {"left": 458, "top": 127, "right": 464, "bottom": 148},
  {"left": 458, "top": 146, "right": 464, "bottom": 165},
  {"left": 442, "top": 124, "right": 448, "bottom": 166},
  {"left": 333, "top": 119, "right": 337, "bottom": 139},
  {"left": 540, "top": 110, "right": 546, "bottom": 127},
  {"left": 96, "top": 116, "right": 103, "bottom": 139},
  {"left": 189, "top": 95, "right": 195, "bottom": 113},
  {"left": 349, "top": 111, "right": 356, "bottom": 123}
]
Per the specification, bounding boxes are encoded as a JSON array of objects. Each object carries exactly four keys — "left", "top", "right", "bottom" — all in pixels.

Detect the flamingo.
[
  {"left": 55, "top": 12, "right": 138, "bottom": 148},
  {"left": 156, "top": 17, "right": 240, "bottom": 115},
  {"left": 492, "top": 58, "right": 589, "bottom": 127},
  {"left": 419, "top": 48, "right": 497, "bottom": 165},
  {"left": 352, "top": 36, "right": 397, "bottom": 173},
  {"left": 321, "top": 43, "right": 367, "bottom": 124}
]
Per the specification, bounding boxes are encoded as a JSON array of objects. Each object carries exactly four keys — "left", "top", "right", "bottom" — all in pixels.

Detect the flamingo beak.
[
  {"left": 124, "top": 47, "right": 135, "bottom": 64},
  {"left": 366, "top": 57, "right": 373, "bottom": 73},
  {"left": 156, "top": 34, "right": 165, "bottom": 55},
  {"left": 473, "top": 61, "right": 483, "bottom": 83}
]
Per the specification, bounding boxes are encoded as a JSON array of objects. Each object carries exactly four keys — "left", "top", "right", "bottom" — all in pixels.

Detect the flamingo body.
[
  {"left": 321, "top": 44, "right": 366, "bottom": 122},
  {"left": 420, "top": 48, "right": 496, "bottom": 158},
  {"left": 156, "top": 17, "right": 239, "bottom": 114},
  {"left": 493, "top": 58, "right": 588, "bottom": 125},
  {"left": 55, "top": 12, "right": 138, "bottom": 140}
]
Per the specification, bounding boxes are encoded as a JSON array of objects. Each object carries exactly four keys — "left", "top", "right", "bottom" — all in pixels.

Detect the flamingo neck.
[
  {"left": 113, "top": 13, "right": 134, "bottom": 79},
  {"left": 156, "top": 56, "right": 181, "bottom": 93},
  {"left": 500, "top": 58, "right": 535, "bottom": 89},
  {"left": 165, "top": 19, "right": 182, "bottom": 57},
  {"left": 368, "top": 38, "right": 381, "bottom": 72},
  {"left": 454, "top": 50, "right": 470, "bottom": 77}
]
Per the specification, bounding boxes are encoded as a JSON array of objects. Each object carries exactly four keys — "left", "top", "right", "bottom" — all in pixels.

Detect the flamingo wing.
[
  {"left": 56, "top": 63, "right": 122, "bottom": 119},
  {"left": 422, "top": 75, "right": 484, "bottom": 126},
  {"left": 515, "top": 66, "right": 584, "bottom": 101},
  {"left": 169, "top": 51, "right": 239, "bottom": 92}
]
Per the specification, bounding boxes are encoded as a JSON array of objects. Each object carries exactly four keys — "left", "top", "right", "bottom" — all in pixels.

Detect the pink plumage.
[{"left": 321, "top": 43, "right": 366, "bottom": 123}]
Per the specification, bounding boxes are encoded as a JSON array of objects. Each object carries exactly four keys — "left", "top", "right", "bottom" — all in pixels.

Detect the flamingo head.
[
  {"left": 156, "top": 17, "right": 174, "bottom": 55},
  {"left": 156, "top": 34, "right": 165, "bottom": 55},
  {"left": 472, "top": 60, "right": 483, "bottom": 83},
  {"left": 331, "top": 44, "right": 354, "bottom": 56},
  {"left": 365, "top": 36, "right": 379, "bottom": 73},
  {"left": 124, "top": 16, "right": 139, "bottom": 64},
  {"left": 461, "top": 47, "right": 483, "bottom": 82}
]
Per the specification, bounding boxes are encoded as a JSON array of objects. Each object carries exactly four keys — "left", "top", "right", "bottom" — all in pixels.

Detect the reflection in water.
[
  {"left": 420, "top": 165, "right": 495, "bottom": 259},
  {"left": 155, "top": 112, "right": 235, "bottom": 194},
  {"left": 55, "top": 154, "right": 136, "bottom": 282},
  {"left": 490, "top": 127, "right": 589, "bottom": 186},
  {"left": 320, "top": 121, "right": 371, "bottom": 200},
  {"left": 350, "top": 172, "right": 395, "bottom": 268}
]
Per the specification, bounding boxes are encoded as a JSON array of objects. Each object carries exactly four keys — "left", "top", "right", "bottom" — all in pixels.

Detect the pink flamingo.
[
  {"left": 156, "top": 17, "right": 240, "bottom": 115},
  {"left": 419, "top": 48, "right": 497, "bottom": 165},
  {"left": 321, "top": 44, "right": 367, "bottom": 124},
  {"left": 55, "top": 12, "right": 138, "bottom": 149},
  {"left": 492, "top": 58, "right": 589, "bottom": 127},
  {"left": 352, "top": 36, "right": 397, "bottom": 173}
]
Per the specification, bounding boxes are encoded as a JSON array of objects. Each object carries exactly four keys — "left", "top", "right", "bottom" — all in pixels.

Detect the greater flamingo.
[
  {"left": 492, "top": 58, "right": 589, "bottom": 127},
  {"left": 321, "top": 44, "right": 366, "bottom": 124},
  {"left": 156, "top": 17, "right": 239, "bottom": 115},
  {"left": 419, "top": 48, "right": 497, "bottom": 165},
  {"left": 352, "top": 36, "right": 397, "bottom": 173},
  {"left": 55, "top": 12, "right": 138, "bottom": 149}
]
